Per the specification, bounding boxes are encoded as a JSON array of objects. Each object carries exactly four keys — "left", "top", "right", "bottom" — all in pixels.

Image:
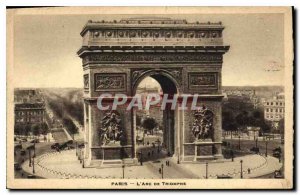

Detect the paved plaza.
[{"left": 22, "top": 149, "right": 282, "bottom": 179}]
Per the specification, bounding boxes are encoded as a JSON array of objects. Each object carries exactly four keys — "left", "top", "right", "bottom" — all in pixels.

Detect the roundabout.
[{"left": 21, "top": 149, "right": 282, "bottom": 179}]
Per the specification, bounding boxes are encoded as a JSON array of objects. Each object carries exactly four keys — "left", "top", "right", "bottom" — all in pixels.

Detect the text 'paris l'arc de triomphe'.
[{"left": 77, "top": 17, "right": 230, "bottom": 166}]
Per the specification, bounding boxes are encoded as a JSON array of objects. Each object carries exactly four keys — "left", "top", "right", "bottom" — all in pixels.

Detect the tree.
[
  {"left": 14, "top": 124, "right": 24, "bottom": 135},
  {"left": 278, "top": 118, "right": 284, "bottom": 133},
  {"left": 222, "top": 110, "right": 238, "bottom": 138},
  {"left": 62, "top": 117, "right": 78, "bottom": 135},
  {"left": 260, "top": 121, "right": 271, "bottom": 134},
  {"left": 31, "top": 124, "right": 40, "bottom": 136},
  {"left": 24, "top": 124, "right": 31, "bottom": 136},
  {"left": 222, "top": 111, "right": 236, "bottom": 130},
  {"left": 235, "top": 111, "right": 249, "bottom": 129},
  {"left": 40, "top": 122, "right": 49, "bottom": 135},
  {"left": 142, "top": 117, "right": 157, "bottom": 135}
]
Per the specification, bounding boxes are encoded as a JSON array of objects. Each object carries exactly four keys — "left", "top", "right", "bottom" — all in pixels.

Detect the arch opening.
[{"left": 133, "top": 74, "right": 179, "bottom": 162}]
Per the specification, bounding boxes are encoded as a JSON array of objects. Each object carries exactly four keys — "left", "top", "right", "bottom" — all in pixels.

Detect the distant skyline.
[{"left": 13, "top": 12, "right": 285, "bottom": 88}]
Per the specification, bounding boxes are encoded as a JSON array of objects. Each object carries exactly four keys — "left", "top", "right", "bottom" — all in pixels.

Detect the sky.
[{"left": 13, "top": 13, "right": 284, "bottom": 88}]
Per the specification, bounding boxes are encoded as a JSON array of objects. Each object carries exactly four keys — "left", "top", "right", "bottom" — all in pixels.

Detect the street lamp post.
[
  {"left": 161, "top": 164, "right": 164, "bottom": 179},
  {"left": 238, "top": 136, "right": 241, "bottom": 150},
  {"left": 75, "top": 142, "right": 78, "bottom": 156},
  {"left": 28, "top": 149, "right": 32, "bottom": 167},
  {"left": 205, "top": 162, "right": 208, "bottom": 179},
  {"left": 82, "top": 157, "right": 85, "bottom": 168},
  {"left": 140, "top": 152, "right": 143, "bottom": 166},
  {"left": 79, "top": 148, "right": 82, "bottom": 163},
  {"left": 32, "top": 156, "right": 35, "bottom": 174},
  {"left": 240, "top": 160, "right": 243, "bottom": 179},
  {"left": 255, "top": 138, "right": 258, "bottom": 148},
  {"left": 265, "top": 141, "right": 268, "bottom": 157},
  {"left": 122, "top": 165, "right": 125, "bottom": 179},
  {"left": 33, "top": 141, "right": 36, "bottom": 158}
]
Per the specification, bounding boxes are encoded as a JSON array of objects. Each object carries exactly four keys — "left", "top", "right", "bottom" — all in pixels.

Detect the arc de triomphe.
[{"left": 77, "top": 17, "right": 230, "bottom": 166}]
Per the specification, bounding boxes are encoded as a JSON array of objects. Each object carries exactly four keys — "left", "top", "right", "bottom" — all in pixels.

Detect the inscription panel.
[
  {"left": 94, "top": 73, "right": 126, "bottom": 92},
  {"left": 188, "top": 72, "right": 218, "bottom": 90}
]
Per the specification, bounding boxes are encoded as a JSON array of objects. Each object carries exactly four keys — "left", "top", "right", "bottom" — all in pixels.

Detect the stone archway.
[
  {"left": 78, "top": 17, "right": 230, "bottom": 166},
  {"left": 132, "top": 70, "right": 180, "bottom": 159}
]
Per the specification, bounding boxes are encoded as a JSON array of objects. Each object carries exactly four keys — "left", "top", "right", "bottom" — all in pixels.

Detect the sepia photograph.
[{"left": 6, "top": 6, "right": 294, "bottom": 189}]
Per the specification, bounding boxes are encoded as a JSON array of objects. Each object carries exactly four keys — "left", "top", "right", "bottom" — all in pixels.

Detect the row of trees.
[
  {"left": 222, "top": 98, "right": 284, "bottom": 134},
  {"left": 14, "top": 122, "right": 49, "bottom": 136},
  {"left": 46, "top": 91, "right": 84, "bottom": 126},
  {"left": 62, "top": 117, "right": 78, "bottom": 135},
  {"left": 46, "top": 92, "right": 80, "bottom": 135},
  {"left": 136, "top": 115, "right": 160, "bottom": 135},
  {"left": 222, "top": 109, "right": 271, "bottom": 134},
  {"left": 61, "top": 90, "right": 84, "bottom": 126}
]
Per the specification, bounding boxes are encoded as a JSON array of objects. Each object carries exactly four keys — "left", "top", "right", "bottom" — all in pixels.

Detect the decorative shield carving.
[{"left": 192, "top": 106, "right": 214, "bottom": 141}]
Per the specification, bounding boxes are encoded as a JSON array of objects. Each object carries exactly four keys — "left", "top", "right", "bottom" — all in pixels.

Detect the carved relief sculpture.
[
  {"left": 83, "top": 74, "right": 89, "bottom": 89},
  {"left": 99, "top": 111, "right": 125, "bottom": 146},
  {"left": 95, "top": 73, "right": 126, "bottom": 91},
  {"left": 188, "top": 72, "right": 218, "bottom": 90},
  {"left": 192, "top": 105, "right": 214, "bottom": 141}
]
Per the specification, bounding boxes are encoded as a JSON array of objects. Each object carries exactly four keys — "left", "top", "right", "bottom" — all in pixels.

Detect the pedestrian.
[
  {"left": 248, "top": 168, "right": 251, "bottom": 174},
  {"left": 148, "top": 152, "right": 150, "bottom": 158}
]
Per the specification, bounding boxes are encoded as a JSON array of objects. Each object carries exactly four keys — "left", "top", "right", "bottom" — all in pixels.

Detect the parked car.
[
  {"left": 51, "top": 143, "right": 60, "bottom": 150},
  {"left": 217, "top": 175, "right": 233, "bottom": 179},
  {"left": 78, "top": 143, "right": 85, "bottom": 148},
  {"left": 273, "top": 147, "right": 282, "bottom": 153},
  {"left": 20, "top": 150, "right": 26, "bottom": 156},
  {"left": 250, "top": 147, "right": 259, "bottom": 153},
  {"left": 66, "top": 140, "right": 73, "bottom": 145},
  {"left": 274, "top": 170, "right": 284, "bottom": 178},
  {"left": 27, "top": 175, "right": 37, "bottom": 179},
  {"left": 273, "top": 147, "right": 282, "bottom": 158},
  {"left": 30, "top": 139, "right": 40, "bottom": 143},
  {"left": 14, "top": 144, "right": 23, "bottom": 150},
  {"left": 14, "top": 162, "right": 21, "bottom": 171},
  {"left": 273, "top": 151, "right": 281, "bottom": 158},
  {"left": 68, "top": 146, "right": 75, "bottom": 150},
  {"left": 59, "top": 143, "right": 68, "bottom": 150}
]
